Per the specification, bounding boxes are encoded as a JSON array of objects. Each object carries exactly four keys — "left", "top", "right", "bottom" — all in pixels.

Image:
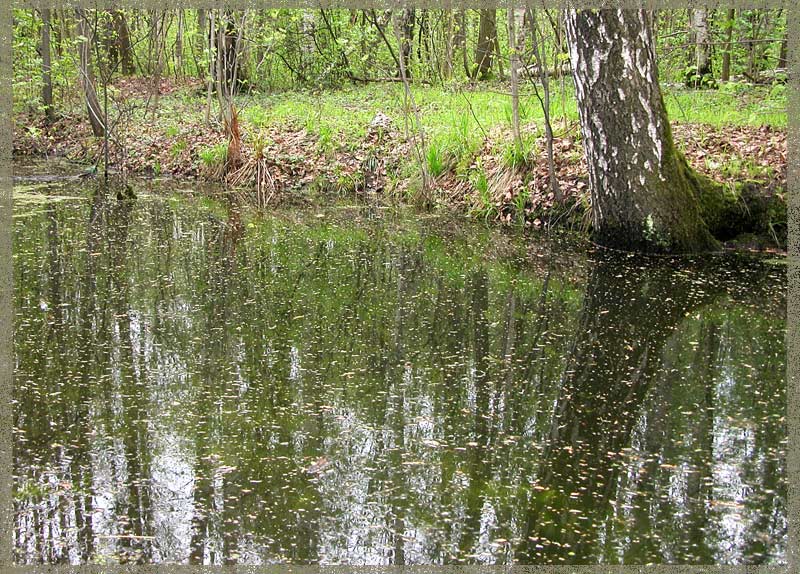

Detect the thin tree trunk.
[
  {"left": 40, "top": 8, "right": 55, "bottom": 124},
  {"left": 75, "top": 9, "right": 104, "bottom": 137},
  {"left": 778, "top": 29, "right": 787, "bottom": 68},
  {"left": 197, "top": 9, "right": 207, "bottom": 79},
  {"left": 508, "top": 8, "right": 523, "bottom": 156},
  {"left": 456, "top": 10, "right": 469, "bottom": 77},
  {"left": 176, "top": 10, "right": 184, "bottom": 78},
  {"left": 443, "top": 10, "right": 454, "bottom": 79},
  {"left": 300, "top": 9, "right": 315, "bottom": 77},
  {"left": 745, "top": 10, "right": 763, "bottom": 80},
  {"left": 148, "top": 11, "right": 166, "bottom": 117},
  {"left": 565, "top": 9, "right": 718, "bottom": 252},
  {"left": 529, "top": 8, "right": 561, "bottom": 202},
  {"left": 393, "top": 18, "right": 430, "bottom": 199},
  {"left": 493, "top": 24, "right": 505, "bottom": 79},
  {"left": 721, "top": 9, "right": 735, "bottom": 81},
  {"left": 205, "top": 10, "right": 215, "bottom": 125}
]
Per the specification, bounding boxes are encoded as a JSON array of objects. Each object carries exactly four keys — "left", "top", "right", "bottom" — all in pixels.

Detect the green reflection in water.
[{"left": 13, "top": 181, "right": 786, "bottom": 565}]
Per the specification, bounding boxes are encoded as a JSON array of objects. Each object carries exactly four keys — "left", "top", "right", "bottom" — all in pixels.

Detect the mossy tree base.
[{"left": 565, "top": 10, "right": 721, "bottom": 254}]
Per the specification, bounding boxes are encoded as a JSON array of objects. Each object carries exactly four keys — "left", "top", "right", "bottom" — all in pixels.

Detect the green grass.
[
  {"left": 19, "top": 78, "right": 785, "bottom": 186},
  {"left": 226, "top": 81, "right": 784, "bottom": 164},
  {"left": 198, "top": 142, "right": 227, "bottom": 169},
  {"left": 662, "top": 82, "right": 786, "bottom": 127}
]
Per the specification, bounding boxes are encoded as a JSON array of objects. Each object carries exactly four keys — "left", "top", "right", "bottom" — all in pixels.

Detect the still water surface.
[{"left": 12, "top": 179, "right": 786, "bottom": 565}]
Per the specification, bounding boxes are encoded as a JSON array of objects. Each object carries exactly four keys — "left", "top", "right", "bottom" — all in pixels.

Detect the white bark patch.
[
  {"left": 631, "top": 114, "right": 640, "bottom": 134},
  {"left": 639, "top": 91, "right": 662, "bottom": 161},
  {"left": 620, "top": 36, "right": 634, "bottom": 80},
  {"left": 592, "top": 19, "right": 609, "bottom": 86},
  {"left": 590, "top": 49, "right": 601, "bottom": 86}
]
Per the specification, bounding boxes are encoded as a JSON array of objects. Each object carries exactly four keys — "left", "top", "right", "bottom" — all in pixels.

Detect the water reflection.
[{"left": 13, "top": 184, "right": 786, "bottom": 564}]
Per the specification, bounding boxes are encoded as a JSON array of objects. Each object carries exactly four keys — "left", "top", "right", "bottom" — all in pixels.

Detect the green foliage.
[
  {"left": 242, "top": 106, "right": 271, "bottom": 128},
  {"left": 198, "top": 142, "right": 228, "bottom": 168},
  {"left": 718, "top": 157, "right": 775, "bottom": 182},
  {"left": 170, "top": 139, "right": 187, "bottom": 157},
  {"left": 470, "top": 160, "right": 497, "bottom": 222},
  {"left": 426, "top": 141, "right": 448, "bottom": 178},
  {"left": 503, "top": 99, "right": 531, "bottom": 127},
  {"left": 317, "top": 124, "right": 334, "bottom": 154},
  {"left": 13, "top": 9, "right": 44, "bottom": 114},
  {"left": 683, "top": 65, "right": 718, "bottom": 89},
  {"left": 662, "top": 83, "right": 785, "bottom": 127},
  {"left": 502, "top": 141, "right": 529, "bottom": 169},
  {"left": 251, "top": 130, "right": 270, "bottom": 159}
]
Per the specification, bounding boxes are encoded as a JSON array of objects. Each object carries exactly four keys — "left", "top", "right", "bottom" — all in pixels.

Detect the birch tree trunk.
[
  {"left": 300, "top": 10, "right": 315, "bottom": 77},
  {"left": 565, "top": 9, "right": 718, "bottom": 252},
  {"left": 508, "top": 8, "right": 524, "bottom": 156},
  {"left": 688, "top": 9, "right": 713, "bottom": 87},
  {"left": 75, "top": 9, "right": 105, "bottom": 137}
]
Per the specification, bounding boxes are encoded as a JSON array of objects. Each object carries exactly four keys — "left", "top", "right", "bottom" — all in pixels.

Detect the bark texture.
[
  {"left": 474, "top": 9, "right": 496, "bottom": 80},
  {"left": 565, "top": 9, "right": 719, "bottom": 253},
  {"left": 687, "top": 9, "right": 713, "bottom": 87},
  {"left": 395, "top": 8, "right": 415, "bottom": 79},
  {"left": 75, "top": 9, "right": 105, "bottom": 138}
]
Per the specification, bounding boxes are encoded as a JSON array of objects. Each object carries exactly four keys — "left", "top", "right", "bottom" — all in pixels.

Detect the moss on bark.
[{"left": 687, "top": 153, "right": 787, "bottom": 248}]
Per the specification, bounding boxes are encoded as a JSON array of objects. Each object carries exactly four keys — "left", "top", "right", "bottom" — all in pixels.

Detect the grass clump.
[{"left": 198, "top": 142, "right": 228, "bottom": 179}]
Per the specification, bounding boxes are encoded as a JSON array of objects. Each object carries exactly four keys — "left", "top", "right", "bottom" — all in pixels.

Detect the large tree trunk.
[
  {"left": 565, "top": 9, "right": 718, "bottom": 252},
  {"left": 75, "top": 9, "right": 105, "bottom": 138},
  {"left": 40, "top": 8, "right": 55, "bottom": 124},
  {"left": 474, "top": 9, "right": 496, "bottom": 80}
]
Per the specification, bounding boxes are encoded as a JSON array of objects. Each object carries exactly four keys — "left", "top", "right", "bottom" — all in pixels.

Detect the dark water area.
[{"left": 12, "top": 177, "right": 787, "bottom": 565}]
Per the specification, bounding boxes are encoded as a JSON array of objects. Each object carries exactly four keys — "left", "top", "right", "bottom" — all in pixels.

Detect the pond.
[{"left": 12, "top": 175, "right": 787, "bottom": 565}]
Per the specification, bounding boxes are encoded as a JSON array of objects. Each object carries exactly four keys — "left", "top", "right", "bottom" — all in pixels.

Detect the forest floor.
[{"left": 13, "top": 78, "right": 787, "bottom": 248}]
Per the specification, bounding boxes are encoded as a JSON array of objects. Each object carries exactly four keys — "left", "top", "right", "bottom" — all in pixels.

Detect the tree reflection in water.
[{"left": 13, "top": 188, "right": 786, "bottom": 565}]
